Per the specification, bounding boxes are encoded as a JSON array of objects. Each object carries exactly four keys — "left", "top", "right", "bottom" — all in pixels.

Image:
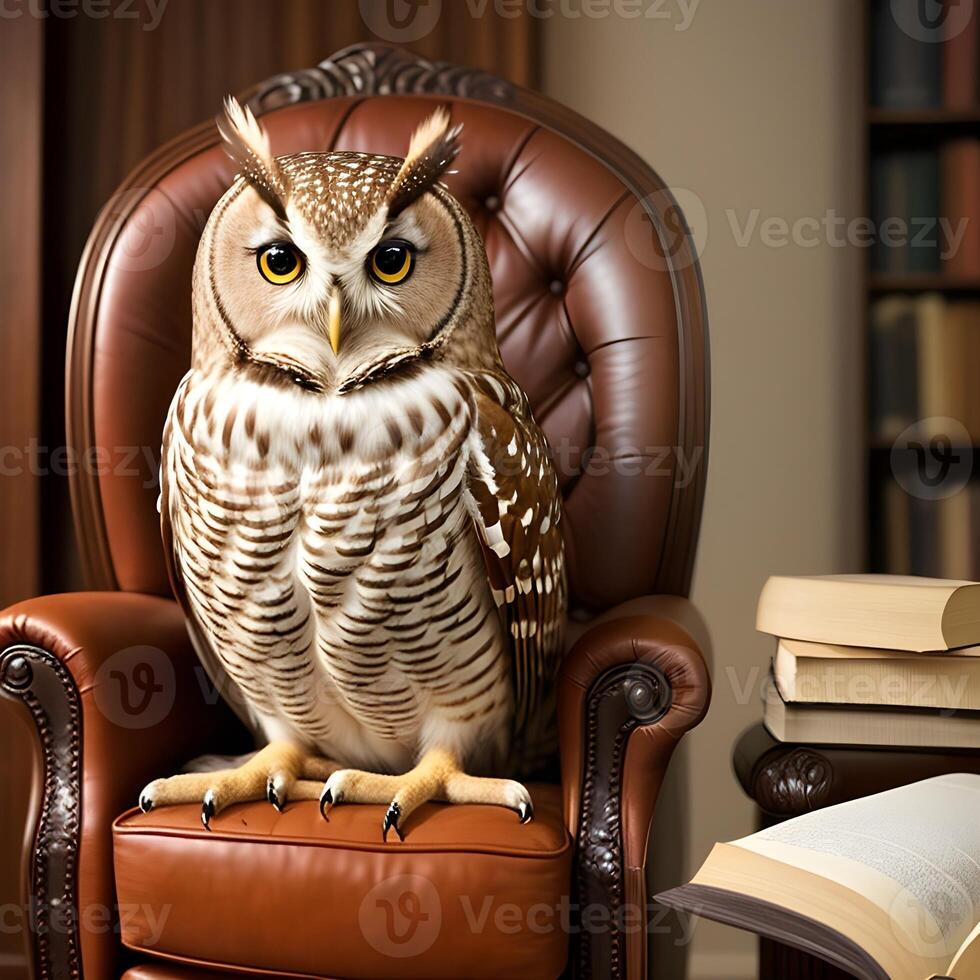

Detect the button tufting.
[
  {"left": 484, "top": 194, "right": 501, "bottom": 212},
  {"left": 573, "top": 360, "right": 590, "bottom": 379},
  {"left": 549, "top": 279, "right": 565, "bottom": 296}
]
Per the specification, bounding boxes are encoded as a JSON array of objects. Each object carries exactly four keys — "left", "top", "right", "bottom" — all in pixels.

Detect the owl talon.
[
  {"left": 319, "top": 786, "right": 333, "bottom": 820},
  {"left": 517, "top": 800, "right": 533, "bottom": 824},
  {"left": 267, "top": 778, "right": 285, "bottom": 812},
  {"left": 202, "top": 792, "right": 216, "bottom": 831},
  {"left": 382, "top": 802, "right": 404, "bottom": 842},
  {"left": 139, "top": 794, "right": 154, "bottom": 814}
]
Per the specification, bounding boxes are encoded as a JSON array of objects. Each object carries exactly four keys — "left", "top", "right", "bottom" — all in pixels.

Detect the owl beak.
[{"left": 328, "top": 286, "right": 342, "bottom": 355}]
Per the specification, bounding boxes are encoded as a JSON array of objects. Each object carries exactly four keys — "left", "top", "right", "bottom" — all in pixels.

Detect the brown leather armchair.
[{"left": 0, "top": 45, "right": 710, "bottom": 980}]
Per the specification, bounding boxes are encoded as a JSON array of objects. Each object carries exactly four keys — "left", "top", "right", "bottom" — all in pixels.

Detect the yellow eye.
[
  {"left": 369, "top": 240, "right": 415, "bottom": 285},
  {"left": 257, "top": 243, "right": 304, "bottom": 285}
]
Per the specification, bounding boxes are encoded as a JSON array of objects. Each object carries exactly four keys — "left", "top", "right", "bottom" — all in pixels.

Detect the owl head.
[{"left": 192, "top": 97, "right": 497, "bottom": 394}]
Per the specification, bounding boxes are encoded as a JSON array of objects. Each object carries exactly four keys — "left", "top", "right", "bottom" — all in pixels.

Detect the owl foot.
[
  {"left": 319, "top": 747, "right": 534, "bottom": 841},
  {"left": 137, "top": 742, "right": 339, "bottom": 829}
]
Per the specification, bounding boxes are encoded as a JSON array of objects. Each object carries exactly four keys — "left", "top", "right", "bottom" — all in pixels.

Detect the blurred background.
[{"left": 1, "top": 0, "right": 978, "bottom": 977}]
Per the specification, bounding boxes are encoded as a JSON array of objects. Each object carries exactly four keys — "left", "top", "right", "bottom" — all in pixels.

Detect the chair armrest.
[
  {"left": 0, "top": 592, "right": 244, "bottom": 980},
  {"left": 558, "top": 595, "right": 711, "bottom": 980}
]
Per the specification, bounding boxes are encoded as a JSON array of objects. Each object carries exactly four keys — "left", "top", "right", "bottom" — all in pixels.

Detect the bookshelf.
[
  {"left": 863, "top": 0, "right": 980, "bottom": 578},
  {"left": 869, "top": 107, "right": 980, "bottom": 124},
  {"left": 869, "top": 273, "right": 980, "bottom": 294}
]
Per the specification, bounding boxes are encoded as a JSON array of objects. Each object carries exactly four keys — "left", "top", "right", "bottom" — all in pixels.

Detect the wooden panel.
[{"left": 0, "top": 15, "right": 42, "bottom": 606}]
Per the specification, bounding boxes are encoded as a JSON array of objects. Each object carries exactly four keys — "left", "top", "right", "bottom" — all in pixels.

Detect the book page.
[{"left": 735, "top": 775, "right": 980, "bottom": 965}]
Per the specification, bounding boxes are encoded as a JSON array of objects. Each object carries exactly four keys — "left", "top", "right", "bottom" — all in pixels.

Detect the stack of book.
[{"left": 756, "top": 574, "right": 980, "bottom": 749}]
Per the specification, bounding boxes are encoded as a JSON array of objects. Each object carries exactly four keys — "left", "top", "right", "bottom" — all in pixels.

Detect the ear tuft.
[
  {"left": 387, "top": 107, "right": 462, "bottom": 218},
  {"left": 216, "top": 95, "right": 290, "bottom": 219}
]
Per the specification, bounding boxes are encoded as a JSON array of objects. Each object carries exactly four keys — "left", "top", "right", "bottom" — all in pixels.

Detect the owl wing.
[
  {"left": 463, "top": 372, "right": 567, "bottom": 772},
  {"left": 159, "top": 377, "right": 262, "bottom": 741}
]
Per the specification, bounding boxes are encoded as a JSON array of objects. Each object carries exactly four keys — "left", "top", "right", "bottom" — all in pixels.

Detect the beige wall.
[{"left": 543, "top": 1, "right": 864, "bottom": 975}]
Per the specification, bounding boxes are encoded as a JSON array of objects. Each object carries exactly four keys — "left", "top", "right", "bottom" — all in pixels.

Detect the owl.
[{"left": 138, "top": 98, "right": 567, "bottom": 841}]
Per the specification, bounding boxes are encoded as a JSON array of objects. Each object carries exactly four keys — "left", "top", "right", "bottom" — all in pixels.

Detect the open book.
[{"left": 658, "top": 775, "right": 980, "bottom": 980}]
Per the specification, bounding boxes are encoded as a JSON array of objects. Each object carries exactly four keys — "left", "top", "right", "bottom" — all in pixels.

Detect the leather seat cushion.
[{"left": 113, "top": 784, "right": 571, "bottom": 979}]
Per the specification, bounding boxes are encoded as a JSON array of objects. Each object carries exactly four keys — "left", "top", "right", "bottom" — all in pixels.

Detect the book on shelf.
[
  {"left": 764, "top": 668, "right": 980, "bottom": 749},
  {"left": 942, "top": 0, "right": 979, "bottom": 109},
  {"left": 941, "top": 139, "right": 980, "bottom": 278},
  {"left": 871, "top": 151, "right": 941, "bottom": 274},
  {"left": 909, "top": 492, "right": 943, "bottom": 579},
  {"left": 882, "top": 475, "right": 913, "bottom": 574},
  {"left": 774, "top": 637, "right": 980, "bottom": 710},
  {"left": 756, "top": 574, "right": 980, "bottom": 652},
  {"left": 870, "top": 296, "right": 980, "bottom": 445},
  {"left": 940, "top": 484, "right": 975, "bottom": 580},
  {"left": 871, "top": 0, "right": 943, "bottom": 109},
  {"left": 870, "top": 296, "right": 918, "bottom": 441},
  {"left": 875, "top": 480, "right": 980, "bottom": 581},
  {"left": 657, "top": 774, "right": 980, "bottom": 980},
  {"left": 917, "top": 293, "right": 969, "bottom": 436}
]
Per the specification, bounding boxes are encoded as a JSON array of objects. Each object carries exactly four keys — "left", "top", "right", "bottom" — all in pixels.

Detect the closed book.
[
  {"left": 871, "top": 152, "right": 941, "bottom": 274},
  {"left": 942, "top": 0, "right": 979, "bottom": 108},
  {"left": 756, "top": 574, "right": 980, "bottom": 651},
  {"left": 774, "top": 637, "right": 980, "bottom": 710},
  {"left": 658, "top": 775, "right": 980, "bottom": 980},
  {"left": 871, "top": 0, "right": 943, "bottom": 108},
  {"left": 941, "top": 139, "right": 980, "bottom": 278},
  {"left": 870, "top": 296, "right": 919, "bottom": 440},
  {"left": 763, "top": 672, "right": 980, "bottom": 749}
]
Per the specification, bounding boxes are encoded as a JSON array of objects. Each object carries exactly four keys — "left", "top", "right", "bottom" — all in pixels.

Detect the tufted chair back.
[{"left": 66, "top": 45, "right": 708, "bottom": 616}]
